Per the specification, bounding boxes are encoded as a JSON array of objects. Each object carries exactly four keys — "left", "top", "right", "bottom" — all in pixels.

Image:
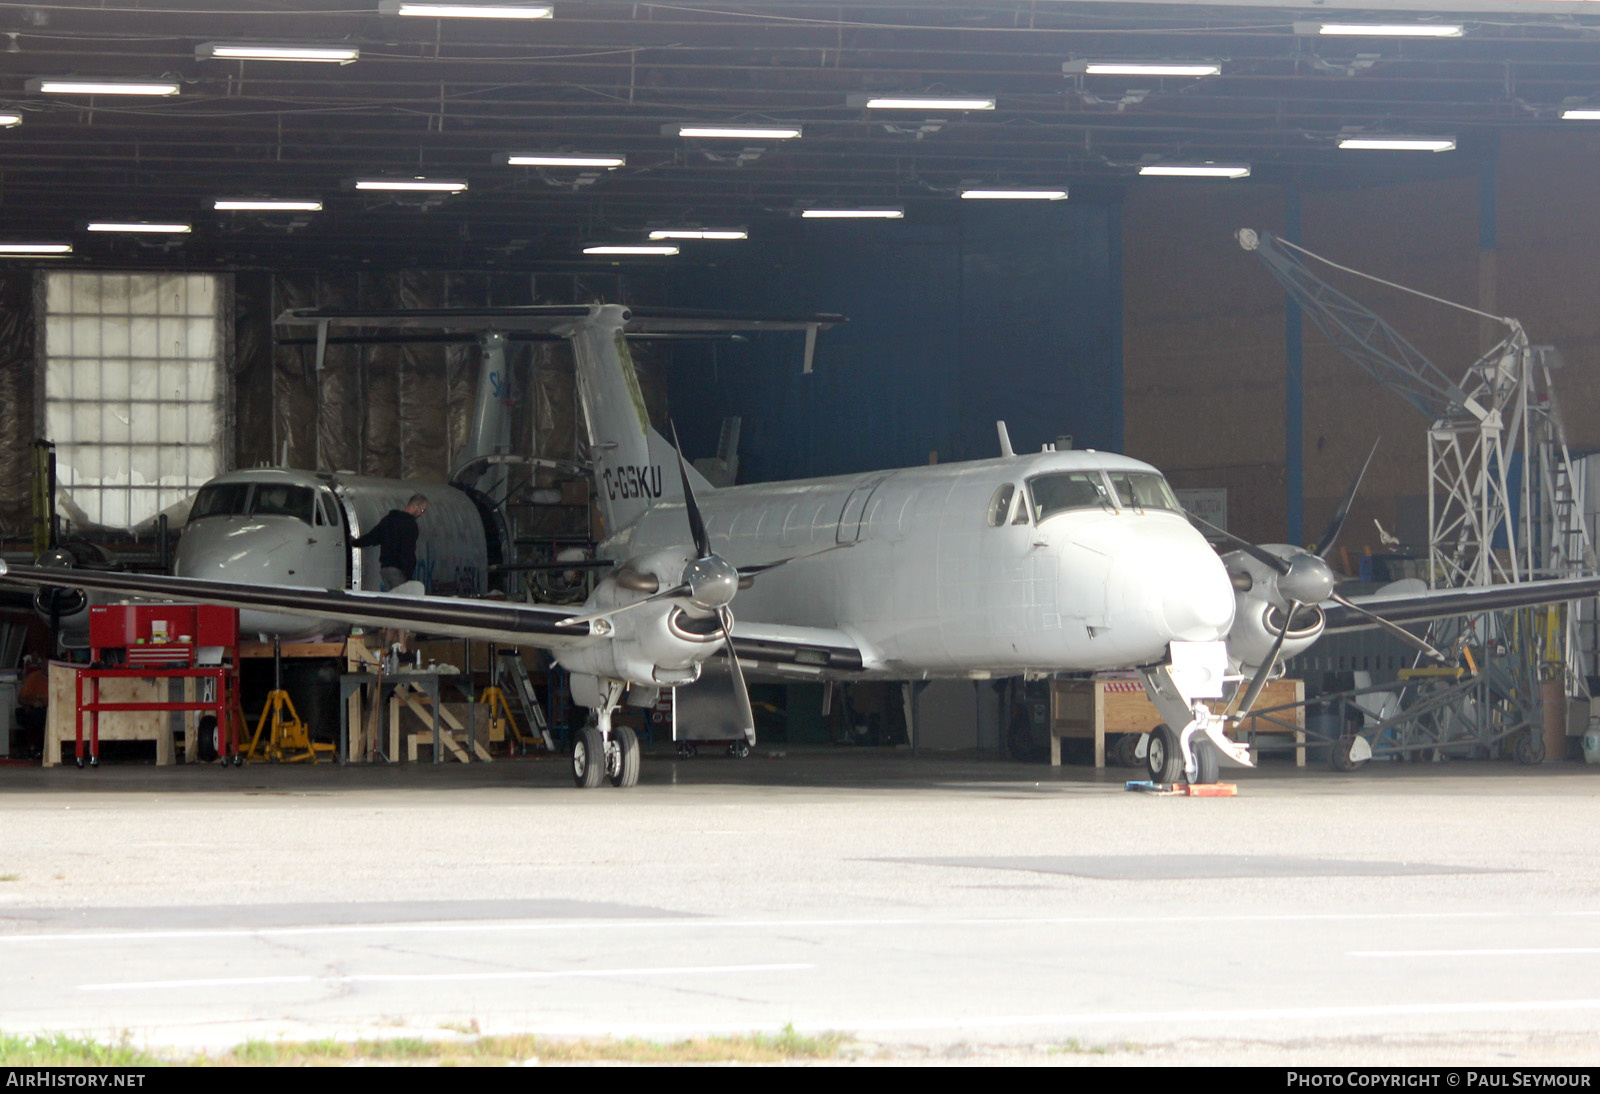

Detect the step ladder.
[{"left": 497, "top": 649, "right": 554, "bottom": 752}]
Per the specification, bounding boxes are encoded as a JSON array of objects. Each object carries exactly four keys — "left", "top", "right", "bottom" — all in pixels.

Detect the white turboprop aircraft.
[{"left": 7, "top": 304, "right": 1599, "bottom": 788}]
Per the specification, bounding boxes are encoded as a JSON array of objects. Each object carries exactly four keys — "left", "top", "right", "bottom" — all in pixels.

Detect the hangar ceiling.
[{"left": 6, "top": 1, "right": 1600, "bottom": 269}]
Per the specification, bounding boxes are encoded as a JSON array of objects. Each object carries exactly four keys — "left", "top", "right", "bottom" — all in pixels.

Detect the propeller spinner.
[{"left": 1192, "top": 439, "right": 1444, "bottom": 719}]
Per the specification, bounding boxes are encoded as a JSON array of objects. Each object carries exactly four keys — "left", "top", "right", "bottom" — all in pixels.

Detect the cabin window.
[
  {"left": 250, "top": 483, "right": 315, "bottom": 525},
  {"left": 1105, "top": 471, "right": 1182, "bottom": 513},
  {"left": 189, "top": 482, "right": 250, "bottom": 521},
  {"left": 986, "top": 483, "right": 1015, "bottom": 527},
  {"left": 1026, "top": 472, "right": 1115, "bottom": 523},
  {"left": 42, "top": 272, "right": 227, "bottom": 530}
]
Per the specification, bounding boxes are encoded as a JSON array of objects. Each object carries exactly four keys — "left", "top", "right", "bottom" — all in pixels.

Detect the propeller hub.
[
  {"left": 682, "top": 554, "right": 739, "bottom": 612},
  {"left": 1277, "top": 553, "right": 1335, "bottom": 607}
]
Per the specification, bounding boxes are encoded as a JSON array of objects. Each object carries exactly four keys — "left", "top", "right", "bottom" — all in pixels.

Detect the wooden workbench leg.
[
  {"left": 1094, "top": 691, "right": 1106, "bottom": 769},
  {"left": 389, "top": 690, "right": 402, "bottom": 762},
  {"left": 1050, "top": 730, "right": 1061, "bottom": 767}
]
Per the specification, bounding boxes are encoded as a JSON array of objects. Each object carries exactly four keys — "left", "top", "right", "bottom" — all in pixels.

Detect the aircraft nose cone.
[{"left": 1156, "top": 547, "right": 1235, "bottom": 642}]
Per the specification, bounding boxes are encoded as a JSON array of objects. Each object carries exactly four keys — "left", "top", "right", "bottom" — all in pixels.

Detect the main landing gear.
[{"left": 571, "top": 680, "right": 640, "bottom": 789}]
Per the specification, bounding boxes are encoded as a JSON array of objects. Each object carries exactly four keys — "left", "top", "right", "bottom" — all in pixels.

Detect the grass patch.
[
  {"left": 0, "top": 875, "right": 18, "bottom": 882},
  {"left": 208, "top": 1025, "right": 847, "bottom": 1066},
  {"left": 0, "top": 1032, "right": 163, "bottom": 1067}
]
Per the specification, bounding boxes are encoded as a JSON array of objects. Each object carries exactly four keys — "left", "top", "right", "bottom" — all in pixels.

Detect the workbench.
[{"left": 1049, "top": 675, "right": 1306, "bottom": 768}]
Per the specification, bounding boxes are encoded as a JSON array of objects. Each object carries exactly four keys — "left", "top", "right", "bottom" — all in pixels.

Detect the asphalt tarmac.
[{"left": 3, "top": 748, "right": 1600, "bottom": 1066}]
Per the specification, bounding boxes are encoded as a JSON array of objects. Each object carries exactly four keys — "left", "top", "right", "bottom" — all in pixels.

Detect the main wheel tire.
[
  {"left": 196, "top": 715, "right": 219, "bottom": 764},
  {"left": 1514, "top": 732, "right": 1546, "bottom": 766},
  {"left": 1330, "top": 735, "right": 1366, "bottom": 773},
  {"left": 1111, "top": 733, "right": 1140, "bottom": 768},
  {"left": 572, "top": 725, "right": 605, "bottom": 789},
  {"left": 1190, "top": 738, "right": 1220, "bottom": 785},
  {"left": 1146, "top": 724, "right": 1183, "bottom": 784},
  {"left": 609, "top": 724, "right": 640, "bottom": 788}
]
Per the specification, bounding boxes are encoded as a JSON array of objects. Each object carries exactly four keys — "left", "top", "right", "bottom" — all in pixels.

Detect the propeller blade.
[
  {"left": 1329, "top": 592, "right": 1447, "bottom": 660},
  {"left": 1187, "top": 513, "right": 1291, "bottom": 575},
  {"left": 555, "top": 583, "right": 690, "bottom": 627},
  {"left": 736, "top": 540, "right": 857, "bottom": 580},
  {"left": 1230, "top": 600, "right": 1296, "bottom": 717},
  {"left": 718, "top": 607, "right": 757, "bottom": 744},
  {"left": 668, "top": 420, "right": 711, "bottom": 560},
  {"left": 1314, "top": 438, "right": 1380, "bottom": 559}
]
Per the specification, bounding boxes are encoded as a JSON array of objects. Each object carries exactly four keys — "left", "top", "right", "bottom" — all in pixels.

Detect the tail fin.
[{"left": 567, "top": 305, "right": 711, "bottom": 536}]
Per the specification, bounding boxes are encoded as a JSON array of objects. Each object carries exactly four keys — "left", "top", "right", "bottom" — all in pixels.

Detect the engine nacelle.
[
  {"left": 1222, "top": 545, "right": 1327, "bottom": 674},
  {"left": 552, "top": 547, "right": 726, "bottom": 689}
]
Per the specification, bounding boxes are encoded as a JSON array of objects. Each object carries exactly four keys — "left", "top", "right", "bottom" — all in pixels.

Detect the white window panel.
[
  {"left": 101, "top": 317, "right": 130, "bottom": 358},
  {"left": 44, "top": 271, "right": 226, "bottom": 531},
  {"left": 129, "top": 315, "right": 157, "bottom": 357},
  {"left": 185, "top": 360, "right": 216, "bottom": 401},
  {"left": 99, "top": 403, "right": 132, "bottom": 445},
  {"left": 99, "top": 360, "right": 130, "bottom": 401}
]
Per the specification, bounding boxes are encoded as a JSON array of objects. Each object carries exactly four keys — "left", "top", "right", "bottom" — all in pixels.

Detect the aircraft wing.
[
  {"left": 1324, "top": 574, "right": 1600, "bottom": 632},
  {"left": 0, "top": 563, "right": 597, "bottom": 649},
  {"left": 726, "top": 621, "right": 872, "bottom": 674}
]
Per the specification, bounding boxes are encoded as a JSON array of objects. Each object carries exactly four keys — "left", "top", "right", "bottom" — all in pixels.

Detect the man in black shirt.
[{"left": 353, "top": 494, "right": 428, "bottom": 590}]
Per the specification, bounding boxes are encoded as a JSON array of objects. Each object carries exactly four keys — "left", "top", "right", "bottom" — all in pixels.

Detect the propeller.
[
  {"left": 1210, "top": 439, "right": 1442, "bottom": 719},
  {"left": 556, "top": 421, "right": 756, "bottom": 740}
]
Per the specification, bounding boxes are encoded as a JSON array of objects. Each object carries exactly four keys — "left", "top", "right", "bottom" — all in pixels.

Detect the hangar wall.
[
  {"left": 1123, "top": 130, "right": 1599, "bottom": 554},
  {"left": 651, "top": 201, "right": 1121, "bottom": 483}
]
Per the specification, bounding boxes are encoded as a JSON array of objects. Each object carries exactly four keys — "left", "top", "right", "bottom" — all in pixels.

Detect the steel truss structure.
[{"left": 1240, "top": 229, "right": 1594, "bottom": 760}]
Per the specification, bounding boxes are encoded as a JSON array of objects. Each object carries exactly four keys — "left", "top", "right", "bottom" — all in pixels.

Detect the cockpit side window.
[
  {"left": 1105, "top": 471, "right": 1182, "bottom": 512},
  {"left": 1026, "top": 472, "right": 1115, "bottom": 523},
  {"left": 985, "top": 483, "right": 1015, "bottom": 527},
  {"left": 189, "top": 482, "right": 251, "bottom": 521},
  {"left": 250, "top": 483, "right": 315, "bottom": 525}
]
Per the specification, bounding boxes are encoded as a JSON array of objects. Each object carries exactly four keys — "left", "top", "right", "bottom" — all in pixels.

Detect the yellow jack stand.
[
  {"left": 245, "top": 688, "right": 332, "bottom": 764},
  {"left": 479, "top": 685, "right": 528, "bottom": 753}
]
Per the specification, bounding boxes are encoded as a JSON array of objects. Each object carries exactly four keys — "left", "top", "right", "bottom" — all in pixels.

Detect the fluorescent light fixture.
[
  {"left": 27, "top": 77, "right": 180, "bottom": 96},
  {"left": 353, "top": 177, "right": 468, "bottom": 192},
  {"left": 0, "top": 242, "right": 70, "bottom": 254},
  {"left": 647, "top": 228, "right": 747, "bottom": 240},
  {"left": 1306, "top": 22, "right": 1463, "bottom": 38},
  {"left": 1338, "top": 135, "right": 1455, "bottom": 152},
  {"left": 86, "top": 221, "right": 191, "bottom": 233},
  {"left": 851, "top": 95, "right": 995, "bottom": 110},
  {"left": 0, "top": 114, "right": 20, "bottom": 127},
  {"left": 500, "top": 152, "right": 625, "bottom": 168},
  {"left": 1066, "top": 61, "right": 1221, "bottom": 77},
  {"left": 800, "top": 207, "right": 904, "bottom": 219},
  {"left": 380, "top": 3, "right": 554, "bottom": 18},
  {"left": 1138, "top": 163, "right": 1250, "bottom": 179},
  {"left": 669, "top": 124, "right": 802, "bottom": 140},
  {"left": 1561, "top": 109, "right": 1600, "bottom": 121},
  {"left": 582, "top": 244, "right": 679, "bottom": 255},
  {"left": 197, "top": 43, "right": 359, "bottom": 63},
  {"left": 961, "top": 188, "right": 1067, "bottom": 200},
  {"left": 214, "top": 198, "right": 324, "bottom": 211}
]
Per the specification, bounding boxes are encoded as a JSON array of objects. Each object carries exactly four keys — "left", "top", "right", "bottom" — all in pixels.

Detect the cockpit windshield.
[
  {"left": 1023, "top": 469, "right": 1183, "bottom": 523},
  {"left": 1026, "top": 472, "right": 1115, "bottom": 522},
  {"left": 1105, "top": 471, "right": 1182, "bottom": 512},
  {"left": 250, "top": 483, "right": 315, "bottom": 525},
  {"left": 189, "top": 482, "right": 250, "bottom": 521}
]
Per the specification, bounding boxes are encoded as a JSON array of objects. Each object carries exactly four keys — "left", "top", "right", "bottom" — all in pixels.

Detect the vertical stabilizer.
[{"left": 566, "top": 305, "right": 711, "bottom": 536}]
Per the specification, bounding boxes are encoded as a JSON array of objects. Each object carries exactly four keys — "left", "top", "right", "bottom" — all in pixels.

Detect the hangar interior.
[{"left": 1, "top": 0, "right": 1599, "bottom": 772}]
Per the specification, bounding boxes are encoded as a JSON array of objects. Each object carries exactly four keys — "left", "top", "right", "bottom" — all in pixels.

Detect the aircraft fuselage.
[{"left": 606, "top": 449, "right": 1235, "bottom": 677}]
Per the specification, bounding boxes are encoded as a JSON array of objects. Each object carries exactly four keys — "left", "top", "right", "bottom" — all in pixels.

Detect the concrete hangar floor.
[{"left": 1, "top": 750, "right": 1599, "bottom": 1067}]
